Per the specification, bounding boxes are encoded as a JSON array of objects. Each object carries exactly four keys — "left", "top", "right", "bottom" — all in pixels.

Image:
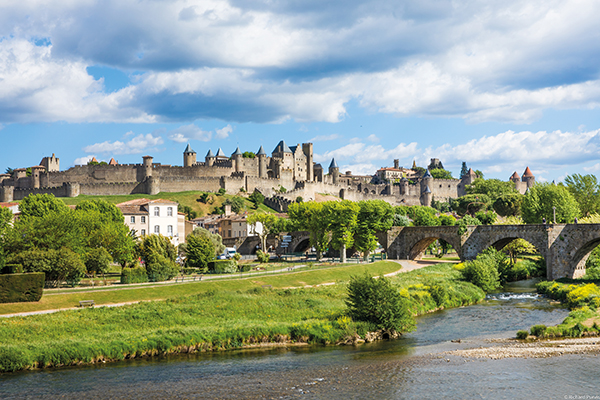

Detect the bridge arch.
[{"left": 402, "top": 226, "right": 462, "bottom": 260}]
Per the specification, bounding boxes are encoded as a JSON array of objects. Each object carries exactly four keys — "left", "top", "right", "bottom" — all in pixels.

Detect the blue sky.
[{"left": 2, "top": 1, "right": 600, "bottom": 183}]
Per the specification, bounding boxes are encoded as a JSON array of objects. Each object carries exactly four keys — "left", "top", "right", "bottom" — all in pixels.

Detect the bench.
[
  {"left": 79, "top": 300, "right": 95, "bottom": 308},
  {"left": 261, "top": 285, "right": 273, "bottom": 289}
]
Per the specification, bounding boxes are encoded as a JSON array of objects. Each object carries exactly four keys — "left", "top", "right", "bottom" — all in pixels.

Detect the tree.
[
  {"left": 474, "top": 170, "right": 484, "bottom": 179},
  {"left": 475, "top": 210, "right": 497, "bottom": 225},
  {"left": 185, "top": 234, "right": 215, "bottom": 273},
  {"left": 136, "top": 235, "right": 178, "bottom": 281},
  {"left": 452, "top": 194, "right": 492, "bottom": 216},
  {"left": 466, "top": 178, "right": 517, "bottom": 201},
  {"left": 9, "top": 248, "right": 86, "bottom": 287},
  {"left": 246, "top": 213, "right": 279, "bottom": 254},
  {"left": 19, "top": 193, "right": 69, "bottom": 219},
  {"left": 412, "top": 166, "right": 427, "bottom": 177},
  {"left": 564, "top": 174, "right": 600, "bottom": 217},
  {"left": 287, "top": 202, "right": 330, "bottom": 260},
  {"left": 197, "top": 193, "right": 211, "bottom": 204},
  {"left": 183, "top": 227, "right": 225, "bottom": 258},
  {"left": 222, "top": 196, "right": 245, "bottom": 214},
  {"left": 410, "top": 207, "right": 440, "bottom": 226},
  {"left": 248, "top": 191, "right": 265, "bottom": 209},
  {"left": 354, "top": 200, "right": 393, "bottom": 260},
  {"left": 346, "top": 273, "right": 415, "bottom": 333},
  {"left": 429, "top": 169, "right": 453, "bottom": 179},
  {"left": 85, "top": 247, "right": 112, "bottom": 286},
  {"left": 179, "top": 205, "right": 198, "bottom": 220},
  {"left": 242, "top": 151, "right": 255, "bottom": 158},
  {"left": 493, "top": 193, "right": 524, "bottom": 217},
  {"left": 460, "top": 162, "right": 468, "bottom": 178},
  {"left": 393, "top": 214, "right": 411, "bottom": 226},
  {"left": 75, "top": 199, "right": 123, "bottom": 223},
  {"left": 324, "top": 201, "right": 359, "bottom": 262},
  {"left": 521, "top": 183, "right": 580, "bottom": 224},
  {"left": 503, "top": 239, "right": 537, "bottom": 265}
]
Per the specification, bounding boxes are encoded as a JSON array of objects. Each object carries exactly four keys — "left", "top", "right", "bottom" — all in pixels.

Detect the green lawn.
[{"left": 0, "top": 261, "right": 402, "bottom": 315}]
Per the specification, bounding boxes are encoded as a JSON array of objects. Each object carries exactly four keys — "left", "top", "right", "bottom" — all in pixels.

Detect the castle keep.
[{"left": 0, "top": 142, "right": 535, "bottom": 209}]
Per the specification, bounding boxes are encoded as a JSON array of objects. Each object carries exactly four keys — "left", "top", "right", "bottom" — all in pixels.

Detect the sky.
[{"left": 2, "top": 1, "right": 600, "bottom": 183}]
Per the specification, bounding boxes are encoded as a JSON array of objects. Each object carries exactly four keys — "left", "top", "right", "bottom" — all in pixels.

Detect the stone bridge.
[{"left": 378, "top": 224, "right": 600, "bottom": 280}]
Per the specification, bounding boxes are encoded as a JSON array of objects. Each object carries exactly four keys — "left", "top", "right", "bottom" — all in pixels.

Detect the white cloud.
[
  {"left": 168, "top": 124, "right": 212, "bottom": 143},
  {"left": 340, "top": 163, "right": 377, "bottom": 176},
  {"left": 83, "top": 133, "right": 163, "bottom": 154},
  {"left": 73, "top": 155, "right": 96, "bottom": 165},
  {"left": 314, "top": 143, "right": 365, "bottom": 163},
  {"left": 366, "top": 134, "right": 379, "bottom": 143},
  {"left": 215, "top": 124, "right": 233, "bottom": 139},
  {"left": 308, "top": 134, "right": 341, "bottom": 142},
  {"left": 584, "top": 163, "right": 600, "bottom": 172}
]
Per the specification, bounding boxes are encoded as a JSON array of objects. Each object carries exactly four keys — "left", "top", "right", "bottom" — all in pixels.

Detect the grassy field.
[
  {"left": 0, "top": 261, "right": 402, "bottom": 315},
  {"left": 57, "top": 191, "right": 276, "bottom": 217},
  {"left": 0, "top": 262, "right": 487, "bottom": 373}
]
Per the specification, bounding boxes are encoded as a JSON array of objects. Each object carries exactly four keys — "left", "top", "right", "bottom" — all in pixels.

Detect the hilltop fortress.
[{"left": 0, "top": 141, "right": 535, "bottom": 210}]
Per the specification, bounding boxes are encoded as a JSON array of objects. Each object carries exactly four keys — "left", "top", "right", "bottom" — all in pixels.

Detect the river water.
[{"left": 2, "top": 280, "right": 600, "bottom": 399}]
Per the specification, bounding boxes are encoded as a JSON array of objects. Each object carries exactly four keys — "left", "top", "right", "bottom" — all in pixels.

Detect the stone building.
[{"left": 116, "top": 198, "right": 184, "bottom": 246}]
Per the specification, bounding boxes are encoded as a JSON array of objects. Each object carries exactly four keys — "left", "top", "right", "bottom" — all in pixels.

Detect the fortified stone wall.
[{"left": 79, "top": 182, "right": 145, "bottom": 196}]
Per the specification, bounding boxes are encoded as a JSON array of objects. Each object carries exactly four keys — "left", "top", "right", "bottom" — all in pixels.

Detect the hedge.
[
  {"left": 121, "top": 266, "right": 149, "bottom": 284},
  {"left": 0, "top": 264, "right": 23, "bottom": 275},
  {"left": 208, "top": 260, "right": 238, "bottom": 274},
  {"left": 0, "top": 273, "right": 45, "bottom": 303}
]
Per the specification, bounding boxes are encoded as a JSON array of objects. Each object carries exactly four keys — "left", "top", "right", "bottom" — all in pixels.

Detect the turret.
[
  {"left": 142, "top": 155, "right": 153, "bottom": 180},
  {"left": 205, "top": 149, "right": 215, "bottom": 167},
  {"left": 183, "top": 144, "right": 197, "bottom": 167},
  {"left": 328, "top": 158, "right": 340, "bottom": 185},
  {"left": 461, "top": 168, "right": 477, "bottom": 186},
  {"left": 232, "top": 147, "right": 243, "bottom": 172},
  {"left": 31, "top": 165, "right": 45, "bottom": 189},
  {"left": 302, "top": 143, "right": 314, "bottom": 182},
  {"left": 509, "top": 171, "right": 520, "bottom": 183},
  {"left": 257, "top": 145, "right": 267, "bottom": 178},
  {"left": 400, "top": 176, "right": 409, "bottom": 195},
  {"left": 522, "top": 167, "right": 535, "bottom": 188},
  {"left": 420, "top": 185, "right": 432, "bottom": 207},
  {"left": 0, "top": 185, "right": 14, "bottom": 202}
]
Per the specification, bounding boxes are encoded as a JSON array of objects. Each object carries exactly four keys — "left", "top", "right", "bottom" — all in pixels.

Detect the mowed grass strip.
[{"left": 0, "top": 261, "right": 402, "bottom": 315}]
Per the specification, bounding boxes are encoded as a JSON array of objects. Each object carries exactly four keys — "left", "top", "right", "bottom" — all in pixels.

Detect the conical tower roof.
[
  {"left": 205, "top": 149, "right": 215, "bottom": 158},
  {"left": 184, "top": 143, "right": 196, "bottom": 154},
  {"left": 109, "top": 158, "right": 118, "bottom": 165},
  {"left": 215, "top": 148, "right": 226, "bottom": 157},
  {"left": 273, "top": 140, "right": 292, "bottom": 154},
  {"left": 329, "top": 158, "right": 338, "bottom": 169},
  {"left": 423, "top": 169, "right": 432, "bottom": 178},
  {"left": 423, "top": 185, "right": 432, "bottom": 194},
  {"left": 523, "top": 167, "right": 534, "bottom": 177},
  {"left": 256, "top": 145, "right": 267, "bottom": 156},
  {"left": 510, "top": 171, "right": 520, "bottom": 180},
  {"left": 232, "top": 147, "right": 243, "bottom": 156}
]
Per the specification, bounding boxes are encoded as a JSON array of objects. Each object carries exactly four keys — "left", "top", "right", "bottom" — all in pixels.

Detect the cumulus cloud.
[
  {"left": 73, "top": 155, "right": 97, "bottom": 165},
  {"left": 83, "top": 133, "right": 163, "bottom": 154},
  {"left": 167, "top": 124, "right": 232, "bottom": 143},
  {"left": 309, "top": 134, "right": 341, "bottom": 142},
  {"left": 215, "top": 124, "right": 232, "bottom": 139}
]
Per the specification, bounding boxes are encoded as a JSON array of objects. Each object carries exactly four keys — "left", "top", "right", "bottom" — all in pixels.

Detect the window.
[
  {"left": 154, "top": 207, "right": 160, "bottom": 216},
  {"left": 154, "top": 225, "right": 160, "bottom": 234},
  {"left": 141, "top": 216, "right": 146, "bottom": 223},
  {"left": 167, "top": 207, "right": 173, "bottom": 216},
  {"left": 167, "top": 225, "right": 173, "bottom": 236},
  {"left": 141, "top": 229, "right": 146, "bottom": 236},
  {"left": 228, "top": 230, "right": 231, "bottom": 238},
  {"left": 130, "top": 216, "right": 135, "bottom": 223}
]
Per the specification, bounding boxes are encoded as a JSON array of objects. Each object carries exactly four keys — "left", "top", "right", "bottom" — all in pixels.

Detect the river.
[{"left": 1, "top": 280, "right": 599, "bottom": 399}]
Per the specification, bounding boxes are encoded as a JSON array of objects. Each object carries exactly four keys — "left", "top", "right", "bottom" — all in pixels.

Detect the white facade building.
[{"left": 117, "top": 198, "right": 183, "bottom": 246}]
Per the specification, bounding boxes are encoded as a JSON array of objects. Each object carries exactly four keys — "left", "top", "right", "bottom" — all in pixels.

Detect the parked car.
[{"left": 218, "top": 247, "right": 237, "bottom": 260}]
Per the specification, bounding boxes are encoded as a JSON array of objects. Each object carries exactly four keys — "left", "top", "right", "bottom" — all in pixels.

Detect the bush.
[
  {"left": 516, "top": 330, "right": 529, "bottom": 339},
  {"left": 120, "top": 266, "right": 149, "bottom": 284},
  {"left": 393, "top": 214, "right": 410, "bottom": 227},
  {"left": 145, "top": 252, "right": 179, "bottom": 282},
  {"left": 8, "top": 248, "right": 86, "bottom": 287},
  {"left": 1, "top": 264, "right": 23, "bottom": 274},
  {"left": 239, "top": 264, "right": 253, "bottom": 272},
  {"left": 428, "top": 283, "right": 449, "bottom": 307},
  {"left": 0, "top": 273, "right": 45, "bottom": 303},
  {"left": 208, "top": 260, "right": 238, "bottom": 274},
  {"left": 530, "top": 324, "right": 547, "bottom": 337},
  {"left": 184, "top": 234, "right": 215, "bottom": 273},
  {"left": 461, "top": 257, "right": 501, "bottom": 292},
  {"left": 256, "top": 250, "right": 270, "bottom": 263},
  {"left": 346, "top": 273, "right": 415, "bottom": 333},
  {"left": 475, "top": 210, "right": 497, "bottom": 225}
]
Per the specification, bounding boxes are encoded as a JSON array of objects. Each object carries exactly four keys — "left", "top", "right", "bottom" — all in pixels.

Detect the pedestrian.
[{"left": 542, "top": 218, "right": 546, "bottom": 224}]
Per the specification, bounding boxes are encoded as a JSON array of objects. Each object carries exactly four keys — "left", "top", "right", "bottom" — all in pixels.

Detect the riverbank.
[
  {"left": 447, "top": 336, "right": 600, "bottom": 359},
  {"left": 0, "top": 262, "right": 484, "bottom": 373}
]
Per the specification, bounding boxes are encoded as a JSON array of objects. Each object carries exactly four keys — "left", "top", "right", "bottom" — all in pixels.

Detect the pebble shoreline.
[{"left": 446, "top": 337, "right": 600, "bottom": 359}]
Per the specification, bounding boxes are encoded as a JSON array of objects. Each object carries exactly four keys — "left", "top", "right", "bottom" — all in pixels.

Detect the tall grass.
[{"left": 0, "top": 263, "right": 485, "bottom": 373}]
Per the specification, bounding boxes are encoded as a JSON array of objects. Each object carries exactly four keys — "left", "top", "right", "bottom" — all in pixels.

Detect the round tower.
[
  {"left": 0, "top": 186, "right": 14, "bottom": 202},
  {"left": 31, "top": 165, "right": 45, "bottom": 189},
  {"left": 400, "top": 177, "right": 409, "bottom": 195},
  {"left": 522, "top": 167, "right": 535, "bottom": 189},
  {"left": 257, "top": 145, "right": 267, "bottom": 178},
  {"left": 232, "top": 147, "right": 243, "bottom": 173},
  {"left": 328, "top": 158, "right": 340, "bottom": 185},
  {"left": 420, "top": 184, "right": 433, "bottom": 207},
  {"left": 142, "top": 156, "right": 153, "bottom": 180},
  {"left": 183, "top": 144, "right": 197, "bottom": 167},
  {"left": 420, "top": 169, "right": 433, "bottom": 192},
  {"left": 205, "top": 149, "right": 215, "bottom": 167}
]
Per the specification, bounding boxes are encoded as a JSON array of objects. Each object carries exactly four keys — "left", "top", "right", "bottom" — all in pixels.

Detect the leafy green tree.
[
  {"left": 75, "top": 199, "right": 123, "bottom": 223},
  {"left": 248, "top": 191, "right": 265, "bottom": 209},
  {"left": 564, "top": 174, "right": 600, "bottom": 217},
  {"left": 474, "top": 170, "right": 484, "bottom": 179},
  {"left": 324, "top": 200, "right": 359, "bottom": 262},
  {"left": 460, "top": 162, "right": 468, "bottom": 178},
  {"left": 9, "top": 248, "right": 86, "bottom": 287},
  {"left": 493, "top": 193, "right": 524, "bottom": 216},
  {"left": 452, "top": 194, "right": 491, "bottom": 216},
  {"left": 19, "top": 193, "right": 69, "bottom": 219},
  {"left": 179, "top": 205, "right": 198, "bottom": 220},
  {"left": 346, "top": 273, "right": 415, "bottom": 333},
  {"left": 410, "top": 207, "right": 440, "bottom": 226},
  {"left": 197, "top": 193, "right": 211, "bottom": 204},
  {"left": 246, "top": 213, "right": 279, "bottom": 253},
  {"left": 287, "top": 202, "right": 330, "bottom": 260},
  {"left": 223, "top": 196, "right": 246, "bottom": 214},
  {"left": 354, "top": 200, "right": 394, "bottom": 260},
  {"left": 466, "top": 178, "right": 517, "bottom": 201},
  {"left": 85, "top": 247, "right": 113, "bottom": 286},
  {"left": 521, "top": 183, "right": 580, "bottom": 223},
  {"left": 438, "top": 214, "right": 456, "bottom": 226},
  {"left": 503, "top": 239, "right": 537, "bottom": 265},
  {"left": 185, "top": 234, "right": 215, "bottom": 273},
  {"left": 457, "top": 215, "right": 481, "bottom": 236},
  {"left": 461, "top": 254, "right": 501, "bottom": 292},
  {"left": 393, "top": 214, "right": 410, "bottom": 226},
  {"left": 475, "top": 210, "right": 497, "bottom": 225},
  {"left": 412, "top": 166, "right": 427, "bottom": 177},
  {"left": 429, "top": 168, "right": 453, "bottom": 179},
  {"left": 183, "top": 227, "right": 225, "bottom": 258},
  {"left": 136, "top": 235, "right": 178, "bottom": 282},
  {"left": 242, "top": 151, "right": 256, "bottom": 158}
]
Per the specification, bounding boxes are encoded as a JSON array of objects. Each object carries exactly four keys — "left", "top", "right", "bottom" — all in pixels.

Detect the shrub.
[
  {"left": 393, "top": 214, "right": 410, "bottom": 227},
  {"left": 428, "top": 283, "right": 449, "bottom": 307},
  {"left": 120, "top": 266, "right": 149, "bottom": 284},
  {"left": 9, "top": 248, "right": 86, "bottom": 287},
  {"left": 516, "top": 330, "right": 529, "bottom": 339},
  {"left": 0, "top": 273, "right": 45, "bottom": 303},
  {"left": 346, "top": 273, "right": 415, "bottom": 333},
  {"left": 1, "top": 264, "right": 23, "bottom": 274},
  {"left": 256, "top": 250, "right": 270, "bottom": 263},
  {"left": 145, "top": 252, "right": 179, "bottom": 282},
  {"left": 239, "top": 264, "right": 253, "bottom": 272},
  {"left": 184, "top": 234, "right": 215, "bottom": 273},
  {"left": 475, "top": 210, "right": 497, "bottom": 225},
  {"left": 208, "top": 260, "right": 238, "bottom": 274},
  {"left": 461, "top": 258, "right": 501, "bottom": 292},
  {"left": 530, "top": 324, "right": 547, "bottom": 337}
]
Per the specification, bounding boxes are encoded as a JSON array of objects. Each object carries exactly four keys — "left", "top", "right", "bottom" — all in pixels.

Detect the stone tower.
[
  {"left": 420, "top": 169, "right": 433, "bottom": 205},
  {"left": 205, "top": 149, "right": 215, "bottom": 167},
  {"left": 232, "top": 147, "right": 243, "bottom": 172},
  {"left": 183, "top": 144, "right": 197, "bottom": 167},
  {"left": 40, "top": 153, "right": 59, "bottom": 172},
  {"left": 400, "top": 176, "right": 409, "bottom": 195},
  {"left": 257, "top": 146, "right": 267, "bottom": 178},
  {"left": 421, "top": 184, "right": 433, "bottom": 207},
  {"left": 329, "top": 158, "right": 339, "bottom": 185},
  {"left": 522, "top": 167, "right": 535, "bottom": 188},
  {"left": 142, "top": 155, "right": 153, "bottom": 179},
  {"left": 302, "top": 143, "right": 314, "bottom": 182},
  {"left": 31, "top": 165, "right": 45, "bottom": 189}
]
